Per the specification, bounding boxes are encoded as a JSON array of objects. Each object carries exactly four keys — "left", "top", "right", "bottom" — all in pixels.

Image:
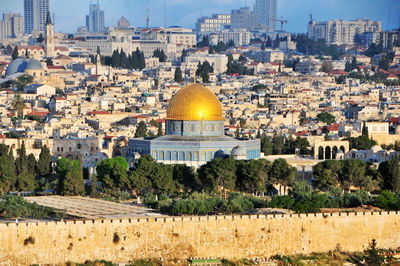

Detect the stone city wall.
[{"left": 1, "top": 211, "right": 400, "bottom": 265}]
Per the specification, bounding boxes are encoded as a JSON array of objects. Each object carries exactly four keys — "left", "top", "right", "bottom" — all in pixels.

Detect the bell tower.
[{"left": 45, "top": 11, "right": 55, "bottom": 57}]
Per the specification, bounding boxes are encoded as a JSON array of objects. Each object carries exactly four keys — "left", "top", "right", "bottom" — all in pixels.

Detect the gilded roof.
[{"left": 167, "top": 83, "right": 223, "bottom": 121}]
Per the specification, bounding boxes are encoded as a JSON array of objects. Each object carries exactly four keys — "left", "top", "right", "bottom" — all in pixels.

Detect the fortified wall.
[{"left": 1, "top": 211, "right": 400, "bottom": 265}]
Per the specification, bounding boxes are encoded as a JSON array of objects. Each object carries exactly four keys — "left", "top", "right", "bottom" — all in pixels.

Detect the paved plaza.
[{"left": 25, "top": 196, "right": 162, "bottom": 219}]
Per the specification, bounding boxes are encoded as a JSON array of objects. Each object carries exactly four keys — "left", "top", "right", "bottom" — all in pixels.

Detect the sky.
[{"left": 0, "top": 0, "right": 399, "bottom": 33}]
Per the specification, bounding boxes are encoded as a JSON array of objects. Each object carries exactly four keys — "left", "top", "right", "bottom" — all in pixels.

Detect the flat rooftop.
[{"left": 25, "top": 196, "right": 163, "bottom": 219}]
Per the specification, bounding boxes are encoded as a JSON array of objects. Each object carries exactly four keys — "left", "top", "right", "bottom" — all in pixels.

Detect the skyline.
[{"left": 0, "top": 0, "right": 399, "bottom": 33}]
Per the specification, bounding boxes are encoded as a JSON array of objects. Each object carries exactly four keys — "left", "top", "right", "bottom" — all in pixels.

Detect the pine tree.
[
  {"left": 362, "top": 122, "right": 369, "bottom": 137},
  {"left": 12, "top": 46, "right": 18, "bottom": 60},
  {"left": 157, "top": 123, "right": 163, "bottom": 136},
  {"left": 15, "top": 141, "right": 27, "bottom": 176},
  {"left": 90, "top": 175, "right": 99, "bottom": 198},
  {"left": 38, "top": 145, "right": 52, "bottom": 177},
  {"left": 174, "top": 67, "right": 183, "bottom": 82}
]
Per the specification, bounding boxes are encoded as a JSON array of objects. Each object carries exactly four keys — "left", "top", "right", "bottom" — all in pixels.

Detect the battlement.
[
  {"left": 1, "top": 210, "right": 398, "bottom": 228},
  {"left": 1, "top": 210, "right": 400, "bottom": 265}
]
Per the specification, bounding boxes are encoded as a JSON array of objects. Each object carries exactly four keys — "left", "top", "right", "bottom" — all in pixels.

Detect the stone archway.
[
  {"left": 325, "top": 146, "right": 331, "bottom": 160},
  {"left": 318, "top": 146, "right": 324, "bottom": 160},
  {"left": 332, "top": 146, "right": 338, "bottom": 159}
]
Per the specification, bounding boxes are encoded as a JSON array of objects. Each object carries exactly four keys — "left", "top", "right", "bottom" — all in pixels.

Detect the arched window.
[
  {"left": 174, "top": 152, "right": 178, "bottom": 160},
  {"left": 188, "top": 152, "right": 192, "bottom": 161},
  {"left": 181, "top": 152, "right": 185, "bottom": 161},
  {"left": 160, "top": 151, "right": 164, "bottom": 160},
  {"left": 167, "top": 151, "right": 171, "bottom": 160},
  {"left": 153, "top": 151, "right": 157, "bottom": 159},
  {"left": 77, "top": 143, "right": 81, "bottom": 149},
  {"left": 194, "top": 152, "right": 199, "bottom": 161}
]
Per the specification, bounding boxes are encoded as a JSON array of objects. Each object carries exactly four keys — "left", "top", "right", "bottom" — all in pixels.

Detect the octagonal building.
[{"left": 124, "top": 83, "right": 260, "bottom": 168}]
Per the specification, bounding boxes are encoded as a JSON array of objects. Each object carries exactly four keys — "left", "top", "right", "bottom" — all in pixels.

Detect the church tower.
[{"left": 45, "top": 11, "right": 55, "bottom": 57}]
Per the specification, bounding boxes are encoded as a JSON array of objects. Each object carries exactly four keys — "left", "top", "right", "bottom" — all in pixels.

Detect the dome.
[
  {"left": 5, "top": 58, "right": 27, "bottom": 76},
  {"left": 231, "top": 146, "right": 246, "bottom": 156},
  {"left": 167, "top": 83, "right": 223, "bottom": 121},
  {"left": 370, "top": 145, "right": 382, "bottom": 152},
  {"left": 25, "top": 59, "right": 43, "bottom": 70}
]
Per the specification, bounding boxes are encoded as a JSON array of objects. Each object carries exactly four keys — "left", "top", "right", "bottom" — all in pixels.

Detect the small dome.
[
  {"left": 167, "top": 83, "right": 223, "bottom": 121},
  {"left": 5, "top": 58, "right": 27, "bottom": 76},
  {"left": 370, "top": 145, "right": 382, "bottom": 152},
  {"left": 25, "top": 59, "right": 43, "bottom": 70},
  {"left": 231, "top": 146, "right": 246, "bottom": 156}
]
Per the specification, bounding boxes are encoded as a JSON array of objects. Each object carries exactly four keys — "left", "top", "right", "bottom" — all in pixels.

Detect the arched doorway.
[
  {"left": 332, "top": 146, "right": 338, "bottom": 159},
  {"left": 318, "top": 146, "right": 324, "bottom": 160},
  {"left": 325, "top": 146, "right": 331, "bottom": 160}
]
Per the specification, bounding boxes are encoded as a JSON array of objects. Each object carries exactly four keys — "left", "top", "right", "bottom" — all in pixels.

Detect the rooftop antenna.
[
  {"left": 387, "top": 10, "right": 391, "bottom": 30},
  {"left": 146, "top": 0, "right": 150, "bottom": 29},
  {"left": 163, "top": 0, "right": 166, "bottom": 28}
]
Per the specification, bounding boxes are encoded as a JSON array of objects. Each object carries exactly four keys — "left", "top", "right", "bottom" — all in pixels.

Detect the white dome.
[{"left": 370, "top": 145, "right": 382, "bottom": 152}]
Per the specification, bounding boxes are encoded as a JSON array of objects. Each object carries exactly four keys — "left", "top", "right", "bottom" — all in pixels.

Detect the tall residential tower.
[
  {"left": 86, "top": 1, "right": 105, "bottom": 32},
  {"left": 24, "top": 0, "right": 49, "bottom": 34},
  {"left": 254, "top": 0, "right": 277, "bottom": 32}
]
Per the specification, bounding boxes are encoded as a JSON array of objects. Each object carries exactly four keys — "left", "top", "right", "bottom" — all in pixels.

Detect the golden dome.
[{"left": 167, "top": 83, "right": 223, "bottom": 121}]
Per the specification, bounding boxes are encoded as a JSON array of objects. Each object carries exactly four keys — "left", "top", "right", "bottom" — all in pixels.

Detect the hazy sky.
[{"left": 0, "top": 0, "right": 399, "bottom": 33}]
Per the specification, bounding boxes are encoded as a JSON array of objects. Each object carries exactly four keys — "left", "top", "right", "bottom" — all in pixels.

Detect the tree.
[
  {"left": 174, "top": 67, "right": 183, "bottom": 83},
  {"left": 316, "top": 112, "right": 335, "bottom": 124},
  {"left": 157, "top": 123, "right": 163, "bottom": 136},
  {"left": 364, "top": 239, "right": 384, "bottom": 266},
  {"left": 379, "top": 155, "right": 400, "bottom": 192},
  {"left": 198, "top": 157, "right": 237, "bottom": 197},
  {"left": 261, "top": 135, "right": 273, "bottom": 155},
  {"left": 0, "top": 145, "right": 17, "bottom": 194},
  {"left": 12, "top": 46, "right": 18, "bottom": 60},
  {"left": 56, "top": 158, "right": 84, "bottom": 196},
  {"left": 313, "top": 160, "right": 342, "bottom": 190},
  {"left": 13, "top": 75, "right": 33, "bottom": 91},
  {"left": 36, "top": 33, "right": 44, "bottom": 43},
  {"left": 272, "top": 135, "right": 284, "bottom": 155},
  {"left": 16, "top": 172, "right": 36, "bottom": 191},
  {"left": 11, "top": 93, "right": 25, "bottom": 117},
  {"left": 96, "top": 157, "right": 129, "bottom": 190},
  {"left": 270, "top": 158, "right": 296, "bottom": 195},
  {"left": 341, "top": 159, "right": 367, "bottom": 190},
  {"left": 362, "top": 122, "right": 369, "bottom": 137},
  {"left": 135, "top": 121, "right": 147, "bottom": 138},
  {"left": 15, "top": 141, "right": 27, "bottom": 176},
  {"left": 38, "top": 145, "right": 52, "bottom": 177},
  {"left": 26, "top": 153, "right": 38, "bottom": 177},
  {"left": 153, "top": 48, "right": 167, "bottom": 62}
]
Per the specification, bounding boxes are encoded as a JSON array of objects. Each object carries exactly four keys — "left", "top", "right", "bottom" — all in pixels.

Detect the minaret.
[
  {"left": 95, "top": 52, "right": 101, "bottom": 75},
  {"left": 45, "top": 11, "right": 55, "bottom": 58}
]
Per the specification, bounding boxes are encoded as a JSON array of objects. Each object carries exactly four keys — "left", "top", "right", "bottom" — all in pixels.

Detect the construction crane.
[
  {"left": 308, "top": 13, "right": 313, "bottom": 23},
  {"left": 276, "top": 16, "right": 287, "bottom": 32}
]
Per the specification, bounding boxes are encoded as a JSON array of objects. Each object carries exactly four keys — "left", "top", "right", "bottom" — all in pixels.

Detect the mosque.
[{"left": 124, "top": 83, "right": 261, "bottom": 168}]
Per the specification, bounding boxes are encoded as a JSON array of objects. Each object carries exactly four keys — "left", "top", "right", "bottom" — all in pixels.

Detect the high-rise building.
[
  {"left": 0, "top": 13, "right": 24, "bottom": 39},
  {"left": 254, "top": 0, "right": 277, "bottom": 32},
  {"left": 86, "top": 2, "right": 105, "bottom": 32},
  {"left": 195, "top": 14, "right": 231, "bottom": 35},
  {"left": 231, "top": 7, "right": 254, "bottom": 31},
  {"left": 307, "top": 18, "right": 382, "bottom": 45},
  {"left": 24, "top": 0, "right": 49, "bottom": 34}
]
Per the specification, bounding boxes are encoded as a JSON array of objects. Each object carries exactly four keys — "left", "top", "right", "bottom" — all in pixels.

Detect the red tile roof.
[{"left": 88, "top": 110, "right": 111, "bottom": 115}]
